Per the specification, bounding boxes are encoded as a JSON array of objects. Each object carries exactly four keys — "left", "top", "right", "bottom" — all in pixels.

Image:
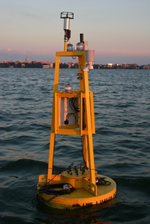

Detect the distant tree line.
[{"left": 0, "top": 61, "right": 149, "bottom": 69}]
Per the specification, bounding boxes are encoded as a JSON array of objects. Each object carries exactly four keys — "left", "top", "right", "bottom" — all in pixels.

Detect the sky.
[{"left": 0, "top": 0, "right": 150, "bottom": 65}]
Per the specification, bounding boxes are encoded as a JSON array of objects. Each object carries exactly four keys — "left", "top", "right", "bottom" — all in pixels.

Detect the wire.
[
  {"left": 47, "top": 174, "right": 58, "bottom": 184},
  {"left": 80, "top": 136, "right": 86, "bottom": 167},
  {"left": 66, "top": 113, "right": 76, "bottom": 123},
  {"left": 69, "top": 98, "right": 79, "bottom": 112},
  {"left": 37, "top": 183, "right": 75, "bottom": 195},
  {"left": 96, "top": 177, "right": 111, "bottom": 186}
]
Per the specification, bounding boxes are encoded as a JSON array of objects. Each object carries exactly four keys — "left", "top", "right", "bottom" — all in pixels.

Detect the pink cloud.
[
  {"left": 6, "top": 48, "right": 12, "bottom": 52},
  {"left": 96, "top": 48, "right": 150, "bottom": 56},
  {"left": 0, "top": 48, "right": 19, "bottom": 54},
  {"left": 0, "top": 48, "right": 54, "bottom": 56},
  {"left": 0, "top": 48, "right": 13, "bottom": 53}
]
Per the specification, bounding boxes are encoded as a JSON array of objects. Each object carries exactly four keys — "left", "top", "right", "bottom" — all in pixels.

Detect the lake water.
[{"left": 0, "top": 68, "right": 150, "bottom": 224}]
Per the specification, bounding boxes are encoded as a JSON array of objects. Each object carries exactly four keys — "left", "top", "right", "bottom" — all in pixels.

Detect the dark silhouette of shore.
[{"left": 0, "top": 60, "right": 150, "bottom": 69}]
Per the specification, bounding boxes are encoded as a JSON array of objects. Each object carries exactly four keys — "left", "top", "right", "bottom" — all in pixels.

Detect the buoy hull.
[{"left": 37, "top": 174, "right": 116, "bottom": 209}]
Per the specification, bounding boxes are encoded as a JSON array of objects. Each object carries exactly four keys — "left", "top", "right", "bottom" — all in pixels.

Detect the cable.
[
  {"left": 81, "top": 136, "right": 86, "bottom": 167},
  {"left": 37, "top": 183, "right": 75, "bottom": 195},
  {"left": 96, "top": 177, "right": 111, "bottom": 186},
  {"left": 69, "top": 98, "right": 79, "bottom": 112},
  {"left": 64, "top": 97, "right": 80, "bottom": 125},
  {"left": 64, "top": 113, "right": 76, "bottom": 124},
  {"left": 66, "top": 113, "right": 76, "bottom": 119}
]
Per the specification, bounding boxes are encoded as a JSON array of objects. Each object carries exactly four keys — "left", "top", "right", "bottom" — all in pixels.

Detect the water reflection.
[{"left": 36, "top": 199, "right": 116, "bottom": 224}]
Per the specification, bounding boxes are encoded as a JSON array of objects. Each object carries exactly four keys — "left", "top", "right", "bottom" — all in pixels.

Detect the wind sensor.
[{"left": 60, "top": 12, "right": 74, "bottom": 42}]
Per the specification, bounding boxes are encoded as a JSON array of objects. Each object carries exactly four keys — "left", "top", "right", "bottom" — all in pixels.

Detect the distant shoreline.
[{"left": 0, "top": 61, "right": 150, "bottom": 69}]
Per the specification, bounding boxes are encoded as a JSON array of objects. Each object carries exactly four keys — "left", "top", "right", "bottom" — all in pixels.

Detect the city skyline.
[
  {"left": 1, "top": 58, "right": 150, "bottom": 70},
  {"left": 1, "top": 0, "right": 150, "bottom": 65}
]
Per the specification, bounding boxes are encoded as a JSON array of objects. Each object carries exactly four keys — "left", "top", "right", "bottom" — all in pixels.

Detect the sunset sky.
[{"left": 1, "top": 0, "right": 150, "bottom": 65}]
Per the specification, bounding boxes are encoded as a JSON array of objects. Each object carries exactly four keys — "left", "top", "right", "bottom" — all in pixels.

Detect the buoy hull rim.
[{"left": 37, "top": 174, "right": 117, "bottom": 209}]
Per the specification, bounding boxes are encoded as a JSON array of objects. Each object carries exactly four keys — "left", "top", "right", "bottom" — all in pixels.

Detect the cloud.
[
  {"left": 0, "top": 48, "right": 13, "bottom": 53},
  {"left": 23, "top": 13, "right": 42, "bottom": 19},
  {"left": 6, "top": 48, "right": 12, "bottom": 52},
  {"left": 0, "top": 48, "right": 32, "bottom": 55},
  {"left": 0, "top": 47, "right": 54, "bottom": 56},
  {"left": 96, "top": 48, "right": 150, "bottom": 57},
  {"left": 0, "top": 48, "right": 54, "bottom": 62}
]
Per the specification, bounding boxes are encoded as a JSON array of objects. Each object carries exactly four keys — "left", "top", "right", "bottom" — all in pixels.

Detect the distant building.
[
  {"left": 49, "top": 62, "right": 54, "bottom": 68},
  {"left": 15, "top": 60, "right": 23, "bottom": 64},
  {"left": 42, "top": 62, "right": 54, "bottom": 68},
  {"left": 25, "top": 57, "right": 30, "bottom": 63},
  {"left": 21, "top": 63, "right": 25, "bottom": 67},
  {"left": 107, "top": 63, "right": 113, "bottom": 68},
  {"left": 122, "top": 63, "right": 129, "bottom": 68},
  {"left": 143, "top": 64, "right": 150, "bottom": 69},
  {"left": 42, "top": 64, "right": 50, "bottom": 68}
]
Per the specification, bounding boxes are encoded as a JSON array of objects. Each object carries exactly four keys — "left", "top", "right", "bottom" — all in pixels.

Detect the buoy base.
[{"left": 37, "top": 172, "right": 116, "bottom": 209}]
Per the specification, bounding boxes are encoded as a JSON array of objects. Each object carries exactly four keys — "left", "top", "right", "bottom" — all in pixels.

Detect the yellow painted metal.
[
  {"left": 89, "top": 92, "right": 95, "bottom": 134},
  {"left": 56, "top": 51, "right": 85, "bottom": 57},
  {"left": 37, "top": 173, "right": 116, "bottom": 209},
  {"left": 64, "top": 41, "right": 67, "bottom": 51},
  {"left": 82, "top": 70, "right": 96, "bottom": 188},
  {"left": 38, "top": 47, "right": 117, "bottom": 208},
  {"left": 47, "top": 133, "right": 55, "bottom": 180},
  {"left": 47, "top": 54, "right": 60, "bottom": 180}
]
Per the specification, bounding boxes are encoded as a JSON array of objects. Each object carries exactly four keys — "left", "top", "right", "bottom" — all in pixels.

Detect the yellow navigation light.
[{"left": 37, "top": 11, "right": 117, "bottom": 209}]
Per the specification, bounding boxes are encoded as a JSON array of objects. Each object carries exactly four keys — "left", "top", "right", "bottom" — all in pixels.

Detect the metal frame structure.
[
  {"left": 47, "top": 49, "right": 97, "bottom": 195},
  {"left": 37, "top": 12, "right": 116, "bottom": 209}
]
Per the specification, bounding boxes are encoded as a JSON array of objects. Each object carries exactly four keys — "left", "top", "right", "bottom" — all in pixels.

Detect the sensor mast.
[{"left": 60, "top": 12, "right": 74, "bottom": 51}]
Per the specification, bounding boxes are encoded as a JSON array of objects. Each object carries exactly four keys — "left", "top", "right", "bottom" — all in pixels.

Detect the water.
[{"left": 0, "top": 68, "right": 150, "bottom": 224}]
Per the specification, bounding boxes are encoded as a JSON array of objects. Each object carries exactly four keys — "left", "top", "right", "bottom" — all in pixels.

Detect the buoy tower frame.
[{"left": 37, "top": 12, "right": 116, "bottom": 209}]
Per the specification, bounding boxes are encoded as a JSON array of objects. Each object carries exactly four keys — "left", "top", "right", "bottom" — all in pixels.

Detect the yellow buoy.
[{"left": 37, "top": 11, "right": 116, "bottom": 209}]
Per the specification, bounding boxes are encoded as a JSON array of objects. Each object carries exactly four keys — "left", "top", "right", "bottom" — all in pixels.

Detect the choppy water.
[{"left": 0, "top": 68, "right": 150, "bottom": 224}]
